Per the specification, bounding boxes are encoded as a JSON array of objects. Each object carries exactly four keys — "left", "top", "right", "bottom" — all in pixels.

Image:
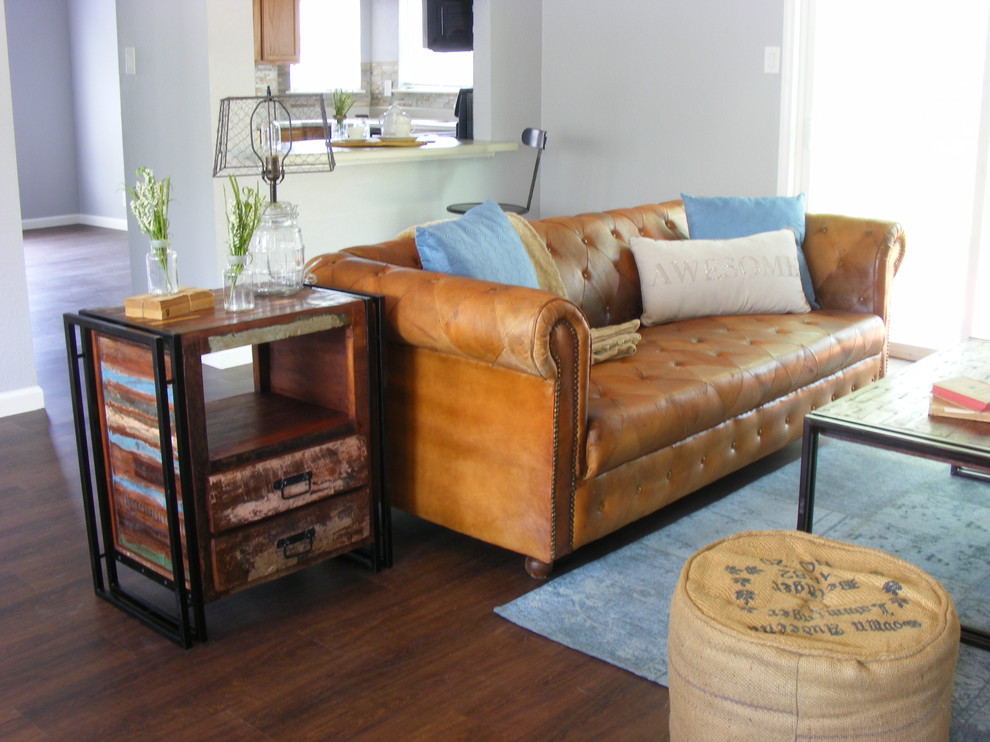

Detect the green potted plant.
[
  {"left": 331, "top": 89, "right": 354, "bottom": 138},
  {"left": 222, "top": 175, "right": 263, "bottom": 311}
]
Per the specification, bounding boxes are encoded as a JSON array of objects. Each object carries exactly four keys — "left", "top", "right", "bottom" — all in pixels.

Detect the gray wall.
[
  {"left": 68, "top": 0, "right": 125, "bottom": 226},
  {"left": 116, "top": 0, "right": 220, "bottom": 295},
  {"left": 0, "top": 0, "right": 41, "bottom": 411},
  {"left": 473, "top": 0, "right": 543, "bottom": 213},
  {"left": 540, "top": 0, "right": 785, "bottom": 215},
  {"left": 6, "top": 0, "right": 125, "bottom": 228},
  {"left": 6, "top": 0, "right": 80, "bottom": 223}
]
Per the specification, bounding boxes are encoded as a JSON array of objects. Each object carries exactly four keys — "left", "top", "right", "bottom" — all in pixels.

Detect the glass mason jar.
[
  {"left": 248, "top": 201, "right": 305, "bottom": 297},
  {"left": 223, "top": 254, "right": 254, "bottom": 311},
  {"left": 146, "top": 239, "right": 178, "bottom": 295}
]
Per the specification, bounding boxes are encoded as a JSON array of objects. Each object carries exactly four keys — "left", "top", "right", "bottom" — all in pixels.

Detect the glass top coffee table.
[{"left": 797, "top": 339, "right": 990, "bottom": 649}]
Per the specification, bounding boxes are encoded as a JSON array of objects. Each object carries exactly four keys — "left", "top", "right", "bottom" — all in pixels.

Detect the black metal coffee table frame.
[
  {"left": 798, "top": 411, "right": 990, "bottom": 650},
  {"left": 797, "top": 340, "right": 990, "bottom": 651}
]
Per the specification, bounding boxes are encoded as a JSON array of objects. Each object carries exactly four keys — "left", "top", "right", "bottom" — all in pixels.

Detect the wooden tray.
[{"left": 332, "top": 138, "right": 426, "bottom": 148}]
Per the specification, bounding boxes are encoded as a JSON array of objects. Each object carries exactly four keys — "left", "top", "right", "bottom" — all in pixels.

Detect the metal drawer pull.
[
  {"left": 274, "top": 470, "right": 313, "bottom": 499},
  {"left": 277, "top": 528, "right": 315, "bottom": 559}
]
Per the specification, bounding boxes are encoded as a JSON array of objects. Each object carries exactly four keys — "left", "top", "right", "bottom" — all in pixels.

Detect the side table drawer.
[
  {"left": 210, "top": 487, "right": 372, "bottom": 595},
  {"left": 207, "top": 435, "right": 369, "bottom": 533}
]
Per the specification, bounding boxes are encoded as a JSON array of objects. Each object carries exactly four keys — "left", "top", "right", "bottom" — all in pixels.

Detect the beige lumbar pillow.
[{"left": 630, "top": 229, "right": 811, "bottom": 326}]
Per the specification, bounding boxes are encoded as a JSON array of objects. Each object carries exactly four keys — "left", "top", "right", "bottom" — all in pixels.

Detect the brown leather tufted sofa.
[{"left": 306, "top": 199, "right": 905, "bottom": 577}]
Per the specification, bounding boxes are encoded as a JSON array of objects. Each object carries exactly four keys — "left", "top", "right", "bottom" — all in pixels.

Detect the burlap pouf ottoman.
[{"left": 667, "top": 530, "right": 959, "bottom": 741}]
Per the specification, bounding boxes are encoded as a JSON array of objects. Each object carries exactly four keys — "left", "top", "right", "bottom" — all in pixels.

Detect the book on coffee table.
[
  {"left": 929, "top": 396, "right": 990, "bottom": 423},
  {"left": 931, "top": 376, "right": 990, "bottom": 412}
]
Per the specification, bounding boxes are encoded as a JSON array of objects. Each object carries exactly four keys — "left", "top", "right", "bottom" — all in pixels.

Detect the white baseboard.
[
  {"left": 22, "top": 214, "right": 79, "bottom": 230},
  {"left": 79, "top": 214, "right": 128, "bottom": 231},
  {"left": 202, "top": 345, "right": 253, "bottom": 370},
  {"left": 22, "top": 214, "right": 127, "bottom": 231},
  {"left": 0, "top": 385, "right": 45, "bottom": 418}
]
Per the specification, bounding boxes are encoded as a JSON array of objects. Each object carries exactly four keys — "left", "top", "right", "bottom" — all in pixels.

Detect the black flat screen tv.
[{"left": 424, "top": 0, "right": 473, "bottom": 52}]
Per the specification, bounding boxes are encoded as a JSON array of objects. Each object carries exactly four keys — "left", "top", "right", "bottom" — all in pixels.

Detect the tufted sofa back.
[
  {"left": 530, "top": 200, "right": 688, "bottom": 328},
  {"left": 338, "top": 199, "right": 691, "bottom": 330}
]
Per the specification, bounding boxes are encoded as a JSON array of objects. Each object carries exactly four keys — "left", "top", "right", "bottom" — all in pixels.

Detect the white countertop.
[{"left": 328, "top": 136, "right": 516, "bottom": 166}]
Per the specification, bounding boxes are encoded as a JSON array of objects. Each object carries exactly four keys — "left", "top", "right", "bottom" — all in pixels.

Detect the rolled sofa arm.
[
  {"left": 803, "top": 213, "right": 906, "bottom": 324},
  {"left": 306, "top": 250, "right": 591, "bottom": 381},
  {"left": 307, "top": 249, "right": 593, "bottom": 561}
]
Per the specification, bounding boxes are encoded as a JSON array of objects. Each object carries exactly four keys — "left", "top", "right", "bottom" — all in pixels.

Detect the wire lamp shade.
[{"left": 212, "top": 89, "right": 335, "bottom": 202}]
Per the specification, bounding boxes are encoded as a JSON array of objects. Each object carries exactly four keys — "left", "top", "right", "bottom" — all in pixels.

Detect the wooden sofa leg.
[{"left": 524, "top": 557, "right": 554, "bottom": 580}]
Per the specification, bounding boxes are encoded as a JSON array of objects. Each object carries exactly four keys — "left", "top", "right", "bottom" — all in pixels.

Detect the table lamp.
[
  {"left": 212, "top": 89, "right": 336, "bottom": 296},
  {"left": 212, "top": 88, "right": 335, "bottom": 201}
]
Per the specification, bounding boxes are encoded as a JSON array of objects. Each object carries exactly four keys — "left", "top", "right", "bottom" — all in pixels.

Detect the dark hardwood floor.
[{"left": 3, "top": 226, "right": 669, "bottom": 740}]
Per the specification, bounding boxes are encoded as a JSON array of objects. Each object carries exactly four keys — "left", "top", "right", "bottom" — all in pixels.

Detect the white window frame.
[{"left": 776, "top": 0, "right": 811, "bottom": 199}]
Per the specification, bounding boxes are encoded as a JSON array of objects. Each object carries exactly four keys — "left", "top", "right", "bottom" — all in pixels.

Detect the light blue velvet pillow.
[
  {"left": 681, "top": 193, "right": 819, "bottom": 308},
  {"left": 415, "top": 200, "right": 539, "bottom": 289}
]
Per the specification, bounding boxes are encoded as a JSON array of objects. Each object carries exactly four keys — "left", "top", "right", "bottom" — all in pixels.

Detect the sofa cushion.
[
  {"left": 630, "top": 230, "right": 810, "bottom": 325},
  {"left": 681, "top": 193, "right": 819, "bottom": 308},
  {"left": 415, "top": 200, "right": 539, "bottom": 288},
  {"left": 582, "top": 311, "right": 886, "bottom": 478}
]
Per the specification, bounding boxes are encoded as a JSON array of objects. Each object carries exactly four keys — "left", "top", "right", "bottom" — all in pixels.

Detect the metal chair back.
[{"left": 446, "top": 127, "right": 549, "bottom": 215}]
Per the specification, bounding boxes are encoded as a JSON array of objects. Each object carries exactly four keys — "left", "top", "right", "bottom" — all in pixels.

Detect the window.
[
  {"left": 398, "top": 0, "right": 473, "bottom": 91},
  {"left": 788, "top": 0, "right": 990, "bottom": 352},
  {"left": 289, "top": 0, "right": 361, "bottom": 92}
]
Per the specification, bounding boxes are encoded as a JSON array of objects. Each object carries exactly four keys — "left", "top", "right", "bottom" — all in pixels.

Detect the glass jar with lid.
[
  {"left": 380, "top": 103, "right": 412, "bottom": 138},
  {"left": 248, "top": 201, "right": 305, "bottom": 297}
]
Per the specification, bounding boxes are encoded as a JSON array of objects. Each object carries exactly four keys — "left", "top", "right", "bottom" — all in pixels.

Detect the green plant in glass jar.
[
  {"left": 128, "top": 167, "right": 177, "bottom": 295},
  {"left": 222, "top": 175, "right": 263, "bottom": 311},
  {"left": 331, "top": 89, "right": 355, "bottom": 138}
]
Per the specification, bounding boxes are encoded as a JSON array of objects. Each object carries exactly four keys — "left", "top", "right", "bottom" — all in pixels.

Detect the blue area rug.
[{"left": 495, "top": 439, "right": 990, "bottom": 740}]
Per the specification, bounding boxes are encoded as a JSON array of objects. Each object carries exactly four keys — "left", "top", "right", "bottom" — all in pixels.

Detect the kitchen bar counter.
[
  {"left": 264, "top": 133, "right": 523, "bottom": 260},
  {"left": 329, "top": 136, "right": 516, "bottom": 166}
]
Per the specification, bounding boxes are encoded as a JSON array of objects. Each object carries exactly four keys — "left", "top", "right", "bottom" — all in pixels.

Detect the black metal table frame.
[
  {"left": 64, "top": 289, "right": 391, "bottom": 648},
  {"left": 798, "top": 412, "right": 990, "bottom": 651},
  {"left": 333, "top": 290, "right": 392, "bottom": 572},
  {"left": 65, "top": 313, "right": 206, "bottom": 648}
]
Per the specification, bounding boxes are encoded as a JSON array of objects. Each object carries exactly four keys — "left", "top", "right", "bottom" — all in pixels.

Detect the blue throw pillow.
[
  {"left": 681, "top": 193, "right": 819, "bottom": 308},
  {"left": 415, "top": 200, "right": 539, "bottom": 289}
]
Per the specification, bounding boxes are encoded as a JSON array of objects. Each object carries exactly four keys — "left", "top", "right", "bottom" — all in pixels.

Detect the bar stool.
[{"left": 447, "top": 128, "right": 548, "bottom": 215}]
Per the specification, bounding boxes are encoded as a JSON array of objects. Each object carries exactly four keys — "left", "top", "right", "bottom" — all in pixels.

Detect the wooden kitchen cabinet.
[
  {"left": 65, "top": 288, "right": 390, "bottom": 647},
  {"left": 254, "top": 0, "right": 300, "bottom": 64}
]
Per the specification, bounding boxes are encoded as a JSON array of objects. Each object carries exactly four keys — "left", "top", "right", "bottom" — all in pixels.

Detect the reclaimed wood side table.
[{"left": 65, "top": 287, "right": 390, "bottom": 647}]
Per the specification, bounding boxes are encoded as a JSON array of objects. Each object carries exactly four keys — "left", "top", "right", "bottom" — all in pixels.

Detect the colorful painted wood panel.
[{"left": 93, "top": 334, "right": 188, "bottom": 580}]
